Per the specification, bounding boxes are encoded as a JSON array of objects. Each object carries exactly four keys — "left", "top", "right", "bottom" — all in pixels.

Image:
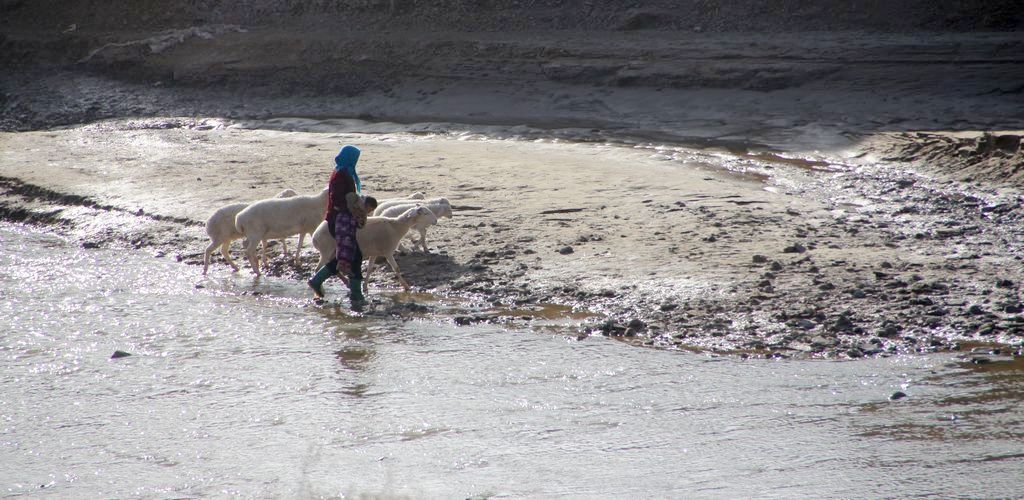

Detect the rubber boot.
[
  {"left": 349, "top": 278, "right": 365, "bottom": 308},
  {"left": 307, "top": 261, "right": 337, "bottom": 298}
]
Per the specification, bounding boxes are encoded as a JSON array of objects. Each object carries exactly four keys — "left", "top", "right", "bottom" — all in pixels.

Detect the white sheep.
[
  {"left": 375, "top": 197, "right": 452, "bottom": 253},
  {"left": 372, "top": 192, "right": 427, "bottom": 215},
  {"left": 311, "top": 220, "right": 335, "bottom": 273},
  {"left": 311, "top": 205, "right": 438, "bottom": 292},
  {"left": 234, "top": 187, "right": 329, "bottom": 275},
  {"left": 202, "top": 188, "right": 297, "bottom": 275}
]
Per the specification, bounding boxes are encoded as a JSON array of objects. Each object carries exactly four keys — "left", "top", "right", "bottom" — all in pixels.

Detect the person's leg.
[
  {"left": 333, "top": 213, "right": 356, "bottom": 274},
  {"left": 349, "top": 243, "right": 365, "bottom": 303},
  {"left": 307, "top": 259, "right": 337, "bottom": 298}
]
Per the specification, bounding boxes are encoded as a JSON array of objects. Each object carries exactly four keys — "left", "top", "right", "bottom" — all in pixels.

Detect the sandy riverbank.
[{"left": 2, "top": 116, "right": 1023, "bottom": 358}]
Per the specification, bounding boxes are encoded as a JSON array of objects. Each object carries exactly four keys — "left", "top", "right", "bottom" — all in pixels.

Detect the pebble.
[
  {"left": 810, "top": 335, "right": 838, "bottom": 347},
  {"left": 889, "top": 391, "right": 908, "bottom": 401},
  {"left": 783, "top": 243, "right": 807, "bottom": 253},
  {"left": 790, "top": 319, "right": 817, "bottom": 330},
  {"left": 877, "top": 323, "right": 901, "bottom": 337},
  {"left": 832, "top": 313, "right": 855, "bottom": 331},
  {"left": 558, "top": 246, "right": 574, "bottom": 255}
]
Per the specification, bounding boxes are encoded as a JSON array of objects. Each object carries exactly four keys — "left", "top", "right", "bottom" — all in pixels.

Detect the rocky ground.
[{"left": 2, "top": 1, "right": 1023, "bottom": 358}]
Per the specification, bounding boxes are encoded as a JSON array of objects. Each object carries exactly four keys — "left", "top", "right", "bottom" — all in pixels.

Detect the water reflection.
[
  {"left": 2, "top": 223, "right": 1023, "bottom": 498},
  {"left": 855, "top": 351, "right": 1023, "bottom": 447}
]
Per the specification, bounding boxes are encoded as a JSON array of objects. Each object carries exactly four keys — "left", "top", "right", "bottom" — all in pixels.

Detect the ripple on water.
[{"left": 2, "top": 223, "right": 1024, "bottom": 498}]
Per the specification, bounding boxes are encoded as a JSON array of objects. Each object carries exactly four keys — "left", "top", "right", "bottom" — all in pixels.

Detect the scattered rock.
[
  {"left": 810, "top": 335, "right": 838, "bottom": 348},
  {"left": 889, "top": 391, "right": 908, "bottom": 401},
  {"left": 788, "top": 318, "right": 817, "bottom": 330},
  {"left": 110, "top": 350, "right": 132, "bottom": 359},
  {"left": 877, "top": 322, "right": 901, "bottom": 338},
  {"left": 783, "top": 243, "right": 806, "bottom": 253},
  {"left": 830, "top": 313, "right": 855, "bottom": 332},
  {"left": 557, "top": 246, "right": 574, "bottom": 255}
]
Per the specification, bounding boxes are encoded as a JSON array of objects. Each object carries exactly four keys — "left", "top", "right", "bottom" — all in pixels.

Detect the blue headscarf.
[{"left": 334, "top": 145, "right": 362, "bottom": 193}]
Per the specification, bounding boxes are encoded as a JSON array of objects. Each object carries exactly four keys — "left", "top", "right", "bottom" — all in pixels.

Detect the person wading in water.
[{"left": 307, "top": 145, "right": 374, "bottom": 307}]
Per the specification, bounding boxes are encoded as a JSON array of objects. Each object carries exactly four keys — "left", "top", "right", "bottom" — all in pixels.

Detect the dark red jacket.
[{"left": 325, "top": 170, "right": 357, "bottom": 223}]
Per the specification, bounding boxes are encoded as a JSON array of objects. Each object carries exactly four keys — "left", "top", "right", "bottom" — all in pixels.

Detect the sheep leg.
[
  {"left": 279, "top": 238, "right": 289, "bottom": 260},
  {"left": 221, "top": 242, "right": 240, "bottom": 272},
  {"left": 244, "top": 239, "right": 262, "bottom": 276},
  {"left": 418, "top": 227, "right": 429, "bottom": 253},
  {"left": 294, "top": 233, "right": 305, "bottom": 265},
  {"left": 202, "top": 240, "right": 218, "bottom": 275},
  {"left": 384, "top": 254, "right": 410, "bottom": 291},
  {"left": 363, "top": 257, "right": 378, "bottom": 290},
  {"left": 402, "top": 228, "right": 428, "bottom": 253}
]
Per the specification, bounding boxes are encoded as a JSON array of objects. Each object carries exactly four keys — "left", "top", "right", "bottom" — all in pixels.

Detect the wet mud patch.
[{"left": 0, "top": 175, "right": 204, "bottom": 254}]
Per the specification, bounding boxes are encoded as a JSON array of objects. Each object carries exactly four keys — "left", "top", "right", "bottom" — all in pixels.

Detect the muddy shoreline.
[{"left": 2, "top": 113, "right": 1023, "bottom": 359}]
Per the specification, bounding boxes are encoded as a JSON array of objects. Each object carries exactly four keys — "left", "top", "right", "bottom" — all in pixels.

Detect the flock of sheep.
[{"left": 202, "top": 187, "right": 453, "bottom": 294}]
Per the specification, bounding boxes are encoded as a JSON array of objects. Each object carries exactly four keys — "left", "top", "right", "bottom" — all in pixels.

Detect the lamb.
[
  {"left": 202, "top": 188, "right": 297, "bottom": 275},
  {"left": 234, "top": 187, "right": 329, "bottom": 275},
  {"left": 374, "top": 197, "right": 452, "bottom": 253},
  {"left": 372, "top": 192, "right": 428, "bottom": 215},
  {"left": 311, "top": 205, "right": 438, "bottom": 292}
]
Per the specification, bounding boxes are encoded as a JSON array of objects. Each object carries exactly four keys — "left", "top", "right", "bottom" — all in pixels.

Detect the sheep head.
[
  {"left": 436, "top": 204, "right": 454, "bottom": 218},
  {"left": 415, "top": 205, "right": 439, "bottom": 225}
]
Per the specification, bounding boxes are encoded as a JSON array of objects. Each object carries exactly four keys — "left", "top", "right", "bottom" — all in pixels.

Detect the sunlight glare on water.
[{"left": 1, "top": 223, "right": 1022, "bottom": 498}]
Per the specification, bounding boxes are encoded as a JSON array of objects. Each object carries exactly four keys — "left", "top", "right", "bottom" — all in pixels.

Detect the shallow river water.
[{"left": 2, "top": 223, "right": 1022, "bottom": 498}]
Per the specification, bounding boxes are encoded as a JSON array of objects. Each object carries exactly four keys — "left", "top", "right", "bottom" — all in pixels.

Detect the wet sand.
[{"left": 2, "top": 117, "right": 1023, "bottom": 357}]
